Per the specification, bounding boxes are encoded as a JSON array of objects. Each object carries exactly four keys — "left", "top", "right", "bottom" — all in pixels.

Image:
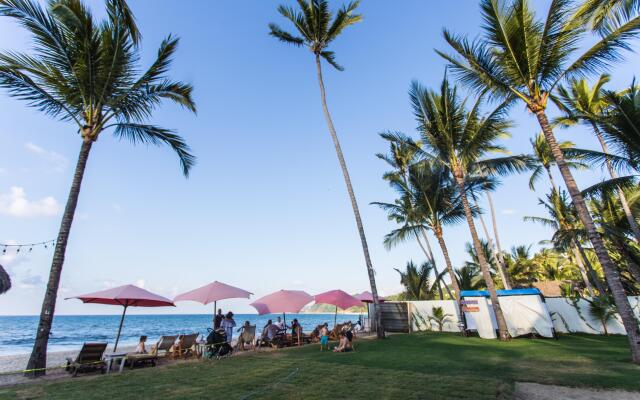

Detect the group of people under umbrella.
[{"left": 68, "top": 281, "right": 382, "bottom": 352}]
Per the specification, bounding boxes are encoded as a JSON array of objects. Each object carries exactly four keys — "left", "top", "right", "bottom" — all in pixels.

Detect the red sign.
[{"left": 462, "top": 306, "right": 480, "bottom": 312}]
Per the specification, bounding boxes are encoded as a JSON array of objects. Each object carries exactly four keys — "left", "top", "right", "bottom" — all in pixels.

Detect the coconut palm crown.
[{"left": 268, "top": 0, "right": 361, "bottom": 71}]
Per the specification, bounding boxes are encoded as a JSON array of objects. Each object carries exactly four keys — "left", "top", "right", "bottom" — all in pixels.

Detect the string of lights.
[{"left": 1, "top": 240, "right": 56, "bottom": 254}]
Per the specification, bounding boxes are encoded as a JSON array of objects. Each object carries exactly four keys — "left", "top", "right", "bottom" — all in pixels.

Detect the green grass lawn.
[{"left": 1, "top": 333, "right": 639, "bottom": 400}]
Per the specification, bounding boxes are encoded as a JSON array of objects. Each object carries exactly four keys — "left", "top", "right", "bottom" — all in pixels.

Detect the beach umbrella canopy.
[
  {"left": 174, "top": 281, "right": 252, "bottom": 311},
  {"left": 68, "top": 284, "right": 174, "bottom": 351},
  {"left": 250, "top": 289, "right": 313, "bottom": 315},
  {"left": 354, "top": 291, "right": 385, "bottom": 303},
  {"left": 315, "top": 289, "right": 363, "bottom": 326}
]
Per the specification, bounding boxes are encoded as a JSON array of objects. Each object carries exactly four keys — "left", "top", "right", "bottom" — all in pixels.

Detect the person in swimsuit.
[{"left": 319, "top": 323, "right": 329, "bottom": 351}]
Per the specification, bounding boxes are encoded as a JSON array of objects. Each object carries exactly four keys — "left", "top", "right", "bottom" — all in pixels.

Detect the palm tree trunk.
[
  {"left": 535, "top": 110, "right": 640, "bottom": 363},
  {"left": 615, "top": 239, "right": 640, "bottom": 282},
  {"left": 434, "top": 228, "right": 467, "bottom": 332},
  {"left": 26, "top": 140, "right": 93, "bottom": 376},
  {"left": 455, "top": 174, "right": 510, "bottom": 340},
  {"left": 545, "top": 166, "right": 559, "bottom": 192},
  {"left": 486, "top": 192, "right": 513, "bottom": 289},
  {"left": 570, "top": 244, "right": 595, "bottom": 296},
  {"left": 414, "top": 232, "right": 444, "bottom": 299},
  {"left": 575, "top": 241, "right": 607, "bottom": 294},
  {"left": 475, "top": 199, "right": 512, "bottom": 290},
  {"left": 591, "top": 123, "right": 640, "bottom": 243},
  {"left": 419, "top": 228, "right": 450, "bottom": 299},
  {"left": 314, "top": 54, "right": 384, "bottom": 338}
]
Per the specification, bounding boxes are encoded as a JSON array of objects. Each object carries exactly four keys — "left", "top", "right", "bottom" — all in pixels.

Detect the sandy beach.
[{"left": 0, "top": 346, "right": 136, "bottom": 387}]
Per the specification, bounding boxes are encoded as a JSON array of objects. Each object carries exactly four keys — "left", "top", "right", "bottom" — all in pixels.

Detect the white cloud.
[
  {"left": 501, "top": 209, "right": 517, "bottom": 215},
  {"left": 112, "top": 203, "right": 122, "bottom": 213},
  {"left": 136, "top": 279, "right": 145, "bottom": 289},
  {"left": 0, "top": 186, "right": 60, "bottom": 217},
  {"left": 0, "top": 239, "right": 29, "bottom": 272},
  {"left": 25, "top": 142, "right": 68, "bottom": 173},
  {"left": 19, "top": 270, "right": 44, "bottom": 288}
]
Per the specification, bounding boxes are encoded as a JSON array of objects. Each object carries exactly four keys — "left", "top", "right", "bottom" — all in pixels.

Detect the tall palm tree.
[
  {"left": 556, "top": 75, "right": 640, "bottom": 242},
  {"left": 375, "top": 133, "right": 447, "bottom": 299},
  {"left": 524, "top": 190, "right": 607, "bottom": 295},
  {"left": 438, "top": 0, "right": 640, "bottom": 361},
  {"left": 528, "top": 133, "right": 588, "bottom": 191},
  {"left": 0, "top": 0, "right": 196, "bottom": 375},
  {"left": 268, "top": 0, "right": 385, "bottom": 337},
  {"left": 409, "top": 77, "right": 528, "bottom": 340}
]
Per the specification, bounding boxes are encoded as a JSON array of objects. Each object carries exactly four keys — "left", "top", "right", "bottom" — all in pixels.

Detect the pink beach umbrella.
[
  {"left": 174, "top": 281, "right": 253, "bottom": 314},
  {"left": 67, "top": 284, "right": 174, "bottom": 351},
  {"left": 354, "top": 291, "right": 385, "bottom": 303},
  {"left": 250, "top": 289, "right": 313, "bottom": 326},
  {"left": 314, "top": 290, "right": 363, "bottom": 327}
]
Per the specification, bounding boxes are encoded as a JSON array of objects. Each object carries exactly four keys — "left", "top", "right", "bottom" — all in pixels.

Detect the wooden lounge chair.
[
  {"left": 152, "top": 335, "right": 177, "bottom": 357},
  {"left": 126, "top": 335, "right": 177, "bottom": 368},
  {"left": 173, "top": 333, "right": 199, "bottom": 359},
  {"left": 236, "top": 325, "right": 256, "bottom": 351},
  {"left": 65, "top": 342, "right": 107, "bottom": 376}
]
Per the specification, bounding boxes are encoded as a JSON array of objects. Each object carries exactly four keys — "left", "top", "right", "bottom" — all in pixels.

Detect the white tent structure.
[{"left": 461, "top": 289, "right": 555, "bottom": 339}]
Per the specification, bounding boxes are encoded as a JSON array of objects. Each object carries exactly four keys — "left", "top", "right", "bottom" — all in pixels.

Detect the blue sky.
[{"left": 1, "top": 0, "right": 638, "bottom": 315}]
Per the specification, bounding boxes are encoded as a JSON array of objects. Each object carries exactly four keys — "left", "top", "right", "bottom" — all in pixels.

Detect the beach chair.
[
  {"left": 152, "top": 335, "right": 177, "bottom": 357},
  {"left": 65, "top": 342, "right": 107, "bottom": 376},
  {"left": 173, "top": 333, "right": 199, "bottom": 359},
  {"left": 127, "top": 335, "right": 176, "bottom": 368},
  {"left": 236, "top": 325, "right": 256, "bottom": 351}
]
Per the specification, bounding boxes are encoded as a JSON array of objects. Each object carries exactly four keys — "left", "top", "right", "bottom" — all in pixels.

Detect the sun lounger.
[
  {"left": 236, "top": 325, "right": 256, "bottom": 351},
  {"left": 173, "top": 333, "right": 199, "bottom": 359},
  {"left": 152, "top": 335, "right": 177, "bottom": 357},
  {"left": 65, "top": 342, "right": 107, "bottom": 376}
]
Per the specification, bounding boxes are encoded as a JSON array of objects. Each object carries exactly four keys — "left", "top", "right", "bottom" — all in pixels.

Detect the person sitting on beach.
[
  {"left": 236, "top": 321, "right": 253, "bottom": 351},
  {"left": 274, "top": 316, "right": 287, "bottom": 331},
  {"left": 333, "top": 332, "right": 352, "bottom": 353},
  {"left": 319, "top": 323, "right": 329, "bottom": 351},
  {"left": 135, "top": 335, "right": 148, "bottom": 354},
  {"left": 291, "top": 318, "right": 303, "bottom": 346},
  {"left": 220, "top": 312, "right": 236, "bottom": 343}
]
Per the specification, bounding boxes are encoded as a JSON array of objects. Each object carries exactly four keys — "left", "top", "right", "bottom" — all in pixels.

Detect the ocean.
[{"left": 0, "top": 313, "right": 359, "bottom": 356}]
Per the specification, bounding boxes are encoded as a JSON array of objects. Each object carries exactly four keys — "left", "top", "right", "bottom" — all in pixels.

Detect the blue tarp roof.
[{"left": 460, "top": 288, "right": 542, "bottom": 297}]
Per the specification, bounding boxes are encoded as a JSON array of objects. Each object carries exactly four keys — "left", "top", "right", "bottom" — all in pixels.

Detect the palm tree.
[
  {"left": 428, "top": 306, "right": 453, "bottom": 332},
  {"left": 438, "top": 0, "right": 640, "bottom": 361},
  {"left": 375, "top": 133, "right": 447, "bottom": 299},
  {"left": 455, "top": 265, "right": 485, "bottom": 291},
  {"left": 524, "top": 190, "right": 607, "bottom": 295},
  {"left": 504, "top": 245, "right": 539, "bottom": 286},
  {"left": 394, "top": 260, "right": 437, "bottom": 300},
  {"left": 574, "top": 0, "right": 639, "bottom": 35},
  {"left": 587, "top": 295, "right": 618, "bottom": 335},
  {"left": 268, "top": 1, "right": 384, "bottom": 337},
  {"left": 556, "top": 75, "right": 640, "bottom": 242},
  {"left": 528, "top": 133, "right": 588, "bottom": 191},
  {"left": 0, "top": 0, "right": 196, "bottom": 375},
  {"left": 409, "top": 77, "right": 529, "bottom": 340},
  {"left": 0, "top": 264, "right": 10, "bottom": 294}
]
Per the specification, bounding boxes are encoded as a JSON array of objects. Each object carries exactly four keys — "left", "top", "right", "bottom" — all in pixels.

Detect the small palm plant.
[
  {"left": 429, "top": 306, "right": 453, "bottom": 332},
  {"left": 0, "top": 0, "right": 196, "bottom": 374},
  {"left": 268, "top": 0, "right": 385, "bottom": 337},
  {"left": 587, "top": 295, "right": 618, "bottom": 335}
]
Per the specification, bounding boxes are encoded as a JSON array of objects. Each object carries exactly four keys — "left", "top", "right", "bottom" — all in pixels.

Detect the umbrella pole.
[
  {"left": 334, "top": 305, "right": 338, "bottom": 327},
  {"left": 283, "top": 312, "right": 286, "bottom": 330},
  {"left": 113, "top": 305, "right": 128, "bottom": 352},
  {"left": 213, "top": 301, "right": 217, "bottom": 328}
]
